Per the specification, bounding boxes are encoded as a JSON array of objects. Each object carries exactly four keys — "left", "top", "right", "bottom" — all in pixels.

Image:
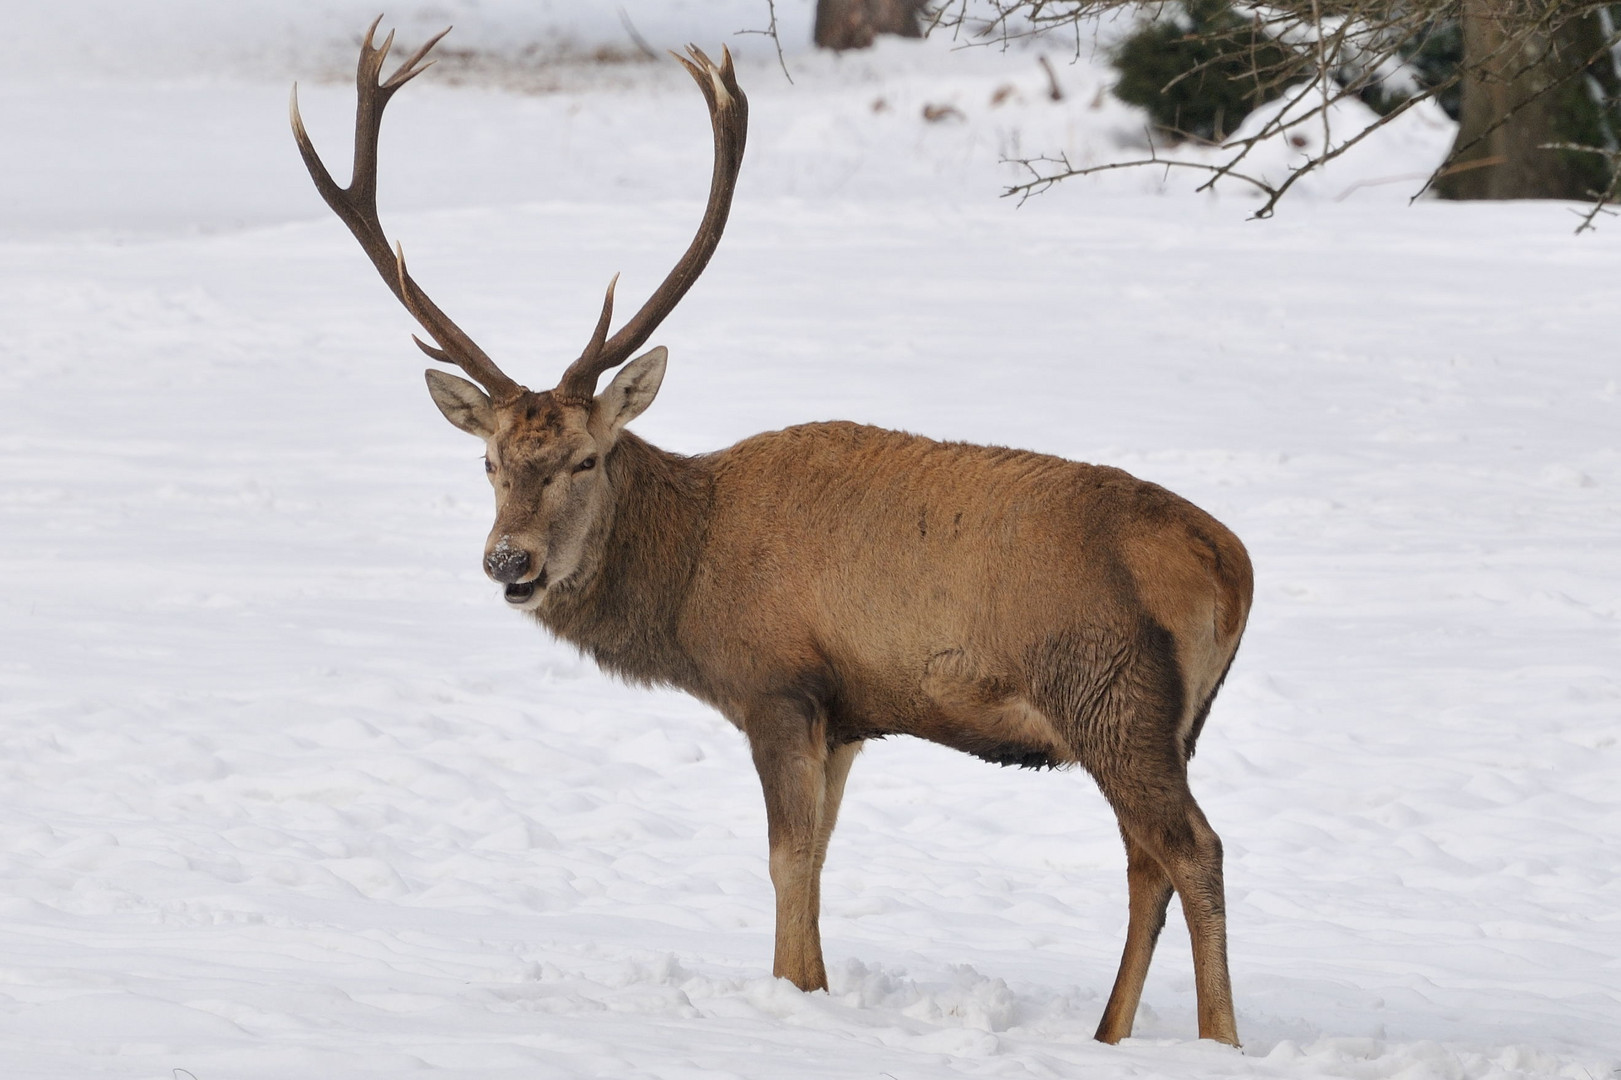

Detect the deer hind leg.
[
  {"left": 1098, "top": 768, "right": 1236, "bottom": 1046},
  {"left": 747, "top": 699, "right": 836, "bottom": 991},
  {"left": 1037, "top": 624, "right": 1237, "bottom": 1046},
  {"left": 813, "top": 741, "right": 862, "bottom": 878},
  {"left": 1094, "top": 830, "right": 1175, "bottom": 1043}
]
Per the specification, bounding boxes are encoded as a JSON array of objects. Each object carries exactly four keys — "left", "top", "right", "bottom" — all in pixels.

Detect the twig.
[
  {"left": 736, "top": 0, "right": 795, "bottom": 84},
  {"left": 1038, "top": 55, "right": 1065, "bottom": 100},
  {"left": 1334, "top": 157, "right": 1505, "bottom": 202},
  {"left": 1541, "top": 142, "right": 1621, "bottom": 233},
  {"left": 1311, "top": 0, "right": 1330, "bottom": 153},
  {"left": 616, "top": 7, "right": 659, "bottom": 61},
  {"left": 1003, "top": 145, "right": 1279, "bottom": 205}
]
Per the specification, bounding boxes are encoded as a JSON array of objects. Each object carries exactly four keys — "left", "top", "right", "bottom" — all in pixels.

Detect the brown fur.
[{"left": 514, "top": 412, "right": 1252, "bottom": 1045}]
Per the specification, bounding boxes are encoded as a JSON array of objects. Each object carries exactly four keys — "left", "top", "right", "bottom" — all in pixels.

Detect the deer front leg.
[{"left": 747, "top": 699, "right": 832, "bottom": 991}]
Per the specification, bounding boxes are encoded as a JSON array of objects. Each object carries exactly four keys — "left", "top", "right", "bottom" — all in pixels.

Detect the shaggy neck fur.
[{"left": 534, "top": 431, "right": 713, "bottom": 692}]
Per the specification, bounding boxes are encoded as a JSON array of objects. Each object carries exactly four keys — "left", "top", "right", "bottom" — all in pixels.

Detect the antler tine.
[
  {"left": 558, "top": 275, "right": 621, "bottom": 404},
  {"left": 412, "top": 335, "right": 451, "bottom": 363},
  {"left": 394, "top": 242, "right": 473, "bottom": 367},
  {"left": 555, "top": 44, "right": 748, "bottom": 402},
  {"left": 290, "top": 22, "right": 523, "bottom": 403},
  {"left": 383, "top": 25, "right": 451, "bottom": 90}
]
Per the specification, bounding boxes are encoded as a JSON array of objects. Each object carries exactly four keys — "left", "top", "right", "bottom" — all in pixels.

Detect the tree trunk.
[
  {"left": 1436, "top": 3, "right": 1615, "bottom": 200},
  {"left": 814, "top": 0, "right": 926, "bottom": 51}
]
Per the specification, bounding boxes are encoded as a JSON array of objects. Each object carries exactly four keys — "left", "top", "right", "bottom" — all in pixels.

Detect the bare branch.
[
  {"left": 1542, "top": 142, "right": 1621, "bottom": 233},
  {"left": 952, "top": 0, "right": 1620, "bottom": 222},
  {"left": 617, "top": 7, "right": 661, "bottom": 61},
  {"left": 736, "top": 0, "right": 795, "bottom": 84}
]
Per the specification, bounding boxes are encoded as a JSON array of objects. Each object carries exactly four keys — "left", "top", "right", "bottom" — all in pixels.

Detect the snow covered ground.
[{"left": 1, "top": 5, "right": 1618, "bottom": 1079}]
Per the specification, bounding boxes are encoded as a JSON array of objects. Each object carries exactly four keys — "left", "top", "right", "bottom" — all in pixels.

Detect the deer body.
[
  {"left": 294, "top": 23, "right": 1252, "bottom": 1047},
  {"left": 564, "top": 422, "right": 1246, "bottom": 764}
]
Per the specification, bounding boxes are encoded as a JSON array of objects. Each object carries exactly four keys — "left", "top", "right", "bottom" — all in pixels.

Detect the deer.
[{"left": 291, "top": 20, "right": 1253, "bottom": 1047}]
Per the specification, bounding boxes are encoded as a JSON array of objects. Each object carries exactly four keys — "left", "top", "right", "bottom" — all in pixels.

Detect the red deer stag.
[{"left": 292, "top": 21, "right": 1253, "bottom": 1047}]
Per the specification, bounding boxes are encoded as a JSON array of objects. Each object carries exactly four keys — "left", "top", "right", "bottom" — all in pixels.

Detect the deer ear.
[
  {"left": 425, "top": 369, "right": 495, "bottom": 438},
  {"left": 590, "top": 347, "right": 667, "bottom": 438}
]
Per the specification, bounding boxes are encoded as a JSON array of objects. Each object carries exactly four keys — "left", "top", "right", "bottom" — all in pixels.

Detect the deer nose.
[{"left": 485, "top": 543, "right": 531, "bottom": 584}]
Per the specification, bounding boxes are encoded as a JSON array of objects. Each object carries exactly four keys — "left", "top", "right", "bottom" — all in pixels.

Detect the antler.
[
  {"left": 553, "top": 45, "right": 749, "bottom": 403},
  {"left": 290, "top": 18, "right": 524, "bottom": 403}
]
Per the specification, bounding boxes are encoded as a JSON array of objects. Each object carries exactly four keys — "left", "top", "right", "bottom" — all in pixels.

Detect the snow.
[{"left": 2, "top": 5, "right": 1619, "bottom": 1079}]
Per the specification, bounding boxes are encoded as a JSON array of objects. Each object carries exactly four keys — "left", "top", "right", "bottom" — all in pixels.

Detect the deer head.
[{"left": 291, "top": 19, "right": 747, "bottom": 606}]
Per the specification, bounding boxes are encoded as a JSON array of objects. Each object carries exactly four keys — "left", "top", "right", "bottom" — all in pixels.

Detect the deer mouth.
[{"left": 503, "top": 567, "right": 547, "bottom": 605}]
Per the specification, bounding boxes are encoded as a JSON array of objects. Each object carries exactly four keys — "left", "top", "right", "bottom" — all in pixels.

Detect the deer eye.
[
  {"left": 574, "top": 456, "right": 597, "bottom": 473},
  {"left": 484, "top": 457, "right": 495, "bottom": 475}
]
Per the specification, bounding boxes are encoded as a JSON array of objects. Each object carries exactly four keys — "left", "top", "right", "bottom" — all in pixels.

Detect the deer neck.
[{"left": 534, "top": 430, "right": 712, "bottom": 689}]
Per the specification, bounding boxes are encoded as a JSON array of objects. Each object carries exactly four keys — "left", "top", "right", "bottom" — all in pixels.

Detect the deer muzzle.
[
  {"left": 502, "top": 571, "right": 545, "bottom": 604},
  {"left": 485, "top": 540, "right": 531, "bottom": 585}
]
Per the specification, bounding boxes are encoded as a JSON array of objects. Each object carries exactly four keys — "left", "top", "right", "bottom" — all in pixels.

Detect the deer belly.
[{"left": 910, "top": 648, "right": 1077, "bottom": 770}]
